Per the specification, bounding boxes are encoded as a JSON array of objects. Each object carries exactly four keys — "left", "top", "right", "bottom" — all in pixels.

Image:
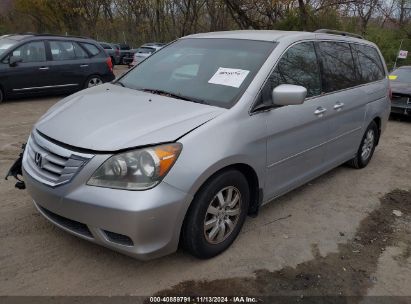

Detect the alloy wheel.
[
  {"left": 203, "top": 186, "right": 242, "bottom": 244},
  {"left": 87, "top": 77, "right": 103, "bottom": 88},
  {"left": 361, "top": 129, "right": 375, "bottom": 161}
]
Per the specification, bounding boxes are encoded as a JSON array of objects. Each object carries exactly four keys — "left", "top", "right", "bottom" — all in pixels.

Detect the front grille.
[
  {"left": 24, "top": 132, "right": 93, "bottom": 187},
  {"left": 103, "top": 230, "right": 134, "bottom": 246},
  {"left": 39, "top": 205, "right": 93, "bottom": 238}
]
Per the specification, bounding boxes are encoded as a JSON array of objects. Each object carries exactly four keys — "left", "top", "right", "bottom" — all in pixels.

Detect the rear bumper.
[
  {"left": 102, "top": 72, "right": 115, "bottom": 83},
  {"left": 23, "top": 166, "right": 192, "bottom": 260},
  {"left": 391, "top": 104, "right": 411, "bottom": 115},
  {"left": 391, "top": 95, "right": 411, "bottom": 115},
  {"left": 123, "top": 57, "right": 133, "bottom": 64}
]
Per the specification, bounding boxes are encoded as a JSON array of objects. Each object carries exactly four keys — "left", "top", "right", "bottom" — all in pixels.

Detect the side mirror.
[
  {"left": 272, "top": 84, "right": 307, "bottom": 106},
  {"left": 9, "top": 56, "right": 23, "bottom": 67}
]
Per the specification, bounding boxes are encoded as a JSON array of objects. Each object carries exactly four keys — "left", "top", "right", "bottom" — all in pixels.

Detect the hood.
[
  {"left": 390, "top": 82, "right": 411, "bottom": 96},
  {"left": 35, "top": 84, "right": 225, "bottom": 151}
]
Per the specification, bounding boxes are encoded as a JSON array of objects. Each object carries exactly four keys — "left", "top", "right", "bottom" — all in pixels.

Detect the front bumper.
[{"left": 23, "top": 160, "right": 192, "bottom": 260}]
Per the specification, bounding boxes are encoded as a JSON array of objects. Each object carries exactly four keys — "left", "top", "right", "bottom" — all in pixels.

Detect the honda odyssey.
[{"left": 9, "top": 30, "right": 390, "bottom": 260}]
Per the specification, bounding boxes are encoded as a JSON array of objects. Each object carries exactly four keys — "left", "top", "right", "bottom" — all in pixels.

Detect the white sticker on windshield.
[{"left": 208, "top": 67, "right": 250, "bottom": 88}]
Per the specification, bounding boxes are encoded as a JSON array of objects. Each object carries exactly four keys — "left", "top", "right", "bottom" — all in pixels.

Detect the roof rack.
[
  {"left": 14, "top": 32, "right": 92, "bottom": 40},
  {"left": 314, "top": 29, "right": 364, "bottom": 40}
]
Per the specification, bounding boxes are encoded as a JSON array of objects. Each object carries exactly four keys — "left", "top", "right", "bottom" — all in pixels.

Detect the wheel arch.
[
  {"left": 372, "top": 116, "right": 381, "bottom": 145},
  {"left": 186, "top": 162, "right": 262, "bottom": 217}
]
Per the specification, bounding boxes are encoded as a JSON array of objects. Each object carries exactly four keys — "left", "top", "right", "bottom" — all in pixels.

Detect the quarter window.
[
  {"left": 11, "top": 41, "right": 46, "bottom": 63},
  {"left": 259, "top": 41, "right": 321, "bottom": 104},
  {"left": 100, "top": 43, "right": 112, "bottom": 50},
  {"left": 352, "top": 44, "right": 385, "bottom": 83},
  {"left": 316, "top": 42, "right": 358, "bottom": 92},
  {"left": 81, "top": 43, "right": 100, "bottom": 56},
  {"left": 73, "top": 42, "right": 88, "bottom": 58}
]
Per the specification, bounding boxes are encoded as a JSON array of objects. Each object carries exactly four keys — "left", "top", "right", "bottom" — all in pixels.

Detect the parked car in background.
[
  {"left": 15, "top": 30, "right": 390, "bottom": 260},
  {"left": 123, "top": 43, "right": 165, "bottom": 66},
  {"left": 389, "top": 66, "right": 411, "bottom": 116},
  {"left": 129, "top": 43, "right": 164, "bottom": 67},
  {"left": 0, "top": 34, "right": 115, "bottom": 103},
  {"left": 99, "top": 42, "right": 120, "bottom": 65},
  {"left": 118, "top": 43, "right": 131, "bottom": 65}
]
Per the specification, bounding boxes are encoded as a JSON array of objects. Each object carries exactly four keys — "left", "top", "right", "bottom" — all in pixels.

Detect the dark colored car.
[
  {"left": 0, "top": 34, "right": 115, "bottom": 103},
  {"left": 118, "top": 43, "right": 131, "bottom": 65},
  {"left": 99, "top": 42, "right": 121, "bottom": 65},
  {"left": 389, "top": 66, "right": 411, "bottom": 116}
]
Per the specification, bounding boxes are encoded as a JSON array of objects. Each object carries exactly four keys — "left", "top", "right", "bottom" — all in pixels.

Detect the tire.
[
  {"left": 181, "top": 170, "right": 250, "bottom": 259},
  {"left": 347, "top": 121, "right": 379, "bottom": 169},
  {"left": 0, "top": 87, "right": 3, "bottom": 104},
  {"left": 84, "top": 75, "right": 103, "bottom": 89}
]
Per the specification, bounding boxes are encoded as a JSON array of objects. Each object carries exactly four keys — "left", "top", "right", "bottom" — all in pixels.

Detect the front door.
[
  {"left": 4, "top": 41, "right": 52, "bottom": 95},
  {"left": 260, "top": 42, "right": 331, "bottom": 200}
]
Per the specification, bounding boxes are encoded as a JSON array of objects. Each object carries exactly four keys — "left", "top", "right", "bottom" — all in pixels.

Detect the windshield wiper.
[{"left": 139, "top": 88, "right": 209, "bottom": 105}]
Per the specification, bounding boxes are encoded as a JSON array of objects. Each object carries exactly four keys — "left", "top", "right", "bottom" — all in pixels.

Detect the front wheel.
[
  {"left": 181, "top": 170, "right": 250, "bottom": 259},
  {"left": 347, "top": 121, "right": 379, "bottom": 169}
]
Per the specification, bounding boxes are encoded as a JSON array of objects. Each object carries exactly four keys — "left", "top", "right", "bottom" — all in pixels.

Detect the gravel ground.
[{"left": 0, "top": 66, "right": 410, "bottom": 298}]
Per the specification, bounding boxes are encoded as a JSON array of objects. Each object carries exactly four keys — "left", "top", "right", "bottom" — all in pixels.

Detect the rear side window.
[
  {"left": 261, "top": 41, "right": 322, "bottom": 101},
  {"left": 73, "top": 42, "right": 88, "bottom": 58},
  {"left": 12, "top": 41, "right": 46, "bottom": 63},
  {"left": 352, "top": 44, "right": 385, "bottom": 83},
  {"left": 316, "top": 41, "right": 357, "bottom": 92},
  {"left": 101, "top": 43, "right": 112, "bottom": 49},
  {"left": 50, "top": 41, "right": 76, "bottom": 60},
  {"left": 137, "top": 47, "right": 155, "bottom": 54},
  {"left": 81, "top": 43, "right": 100, "bottom": 56}
]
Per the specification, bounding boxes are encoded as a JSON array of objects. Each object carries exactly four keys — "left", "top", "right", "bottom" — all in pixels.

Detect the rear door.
[
  {"left": 46, "top": 40, "right": 90, "bottom": 90},
  {"left": 261, "top": 42, "right": 331, "bottom": 199},
  {"left": 352, "top": 43, "right": 387, "bottom": 107},
  {"left": 4, "top": 40, "right": 53, "bottom": 95},
  {"left": 315, "top": 41, "right": 366, "bottom": 166}
]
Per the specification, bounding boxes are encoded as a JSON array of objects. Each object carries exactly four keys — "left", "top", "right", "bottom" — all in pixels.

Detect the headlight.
[{"left": 87, "top": 143, "right": 182, "bottom": 190}]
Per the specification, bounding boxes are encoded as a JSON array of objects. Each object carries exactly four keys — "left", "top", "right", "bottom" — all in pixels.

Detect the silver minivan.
[{"left": 14, "top": 30, "right": 391, "bottom": 260}]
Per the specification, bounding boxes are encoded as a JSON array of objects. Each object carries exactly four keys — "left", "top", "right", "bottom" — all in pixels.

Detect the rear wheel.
[
  {"left": 347, "top": 121, "right": 379, "bottom": 169},
  {"left": 85, "top": 75, "right": 103, "bottom": 89},
  {"left": 0, "top": 87, "right": 3, "bottom": 104},
  {"left": 182, "top": 170, "right": 250, "bottom": 259}
]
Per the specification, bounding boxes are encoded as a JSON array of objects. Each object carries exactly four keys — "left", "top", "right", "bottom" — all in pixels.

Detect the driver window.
[
  {"left": 11, "top": 41, "right": 46, "bottom": 63},
  {"left": 258, "top": 42, "right": 321, "bottom": 105}
]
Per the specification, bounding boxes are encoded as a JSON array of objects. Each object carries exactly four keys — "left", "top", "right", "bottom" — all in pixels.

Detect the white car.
[{"left": 130, "top": 44, "right": 163, "bottom": 67}]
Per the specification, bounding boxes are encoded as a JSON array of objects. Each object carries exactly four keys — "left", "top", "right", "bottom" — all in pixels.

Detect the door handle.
[
  {"left": 314, "top": 107, "right": 327, "bottom": 116},
  {"left": 333, "top": 102, "right": 345, "bottom": 110},
  {"left": 80, "top": 64, "right": 89, "bottom": 67},
  {"left": 39, "top": 67, "right": 49, "bottom": 70}
]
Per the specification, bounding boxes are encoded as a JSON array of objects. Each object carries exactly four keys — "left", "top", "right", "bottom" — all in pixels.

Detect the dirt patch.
[{"left": 153, "top": 189, "right": 411, "bottom": 299}]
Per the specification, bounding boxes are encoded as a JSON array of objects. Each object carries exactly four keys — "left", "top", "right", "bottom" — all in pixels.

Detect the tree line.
[{"left": 0, "top": 0, "right": 410, "bottom": 68}]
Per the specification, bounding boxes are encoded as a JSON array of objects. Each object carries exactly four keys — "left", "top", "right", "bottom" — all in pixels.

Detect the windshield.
[
  {"left": 119, "top": 38, "right": 275, "bottom": 108},
  {"left": 0, "top": 38, "right": 17, "bottom": 56},
  {"left": 389, "top": 68, "right": 411, "bottom": 83}
]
